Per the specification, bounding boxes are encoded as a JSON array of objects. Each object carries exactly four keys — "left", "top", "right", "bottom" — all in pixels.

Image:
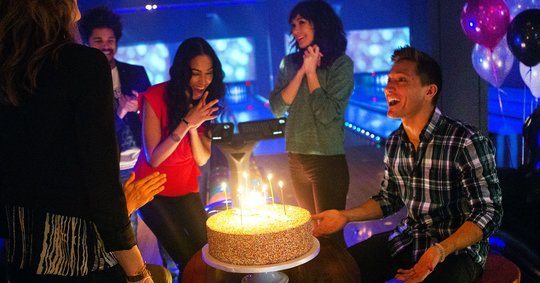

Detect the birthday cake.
[{"left": 206, "top": 204, "right": 313, "bottom": 265}]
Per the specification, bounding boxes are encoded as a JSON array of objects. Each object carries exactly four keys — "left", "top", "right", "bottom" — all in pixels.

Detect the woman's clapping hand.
[{"left": 184, "top": 91, "right": 219, "bottom": 129}]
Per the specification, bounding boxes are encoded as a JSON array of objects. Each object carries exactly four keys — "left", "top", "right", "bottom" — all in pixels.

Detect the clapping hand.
[
  {"left": 123, "top": 172, "right": 166, "bottom": 215},
  {"left": 303, "top": 44, "right": 323, "bottom": 74},
  {"left": 117, "top": 91, "right": 140, "bottom": 118},
  {"left": 184, "top": 91, "right": 219, "bottom": 129}
]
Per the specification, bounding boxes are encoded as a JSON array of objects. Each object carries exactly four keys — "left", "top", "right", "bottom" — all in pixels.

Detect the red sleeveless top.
[{"left": 134, "top": 82, "right": 203, "bottom": 197}]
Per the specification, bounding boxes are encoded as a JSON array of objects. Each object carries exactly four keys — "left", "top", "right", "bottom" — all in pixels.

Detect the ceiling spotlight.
[{"left": 145, "top": 4, "right": 158, "bottom": 11}]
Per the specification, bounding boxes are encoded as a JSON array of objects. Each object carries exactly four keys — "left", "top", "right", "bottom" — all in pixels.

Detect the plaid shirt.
[{"left": 372, "top": 108, "right": 503, "bottom": 266}]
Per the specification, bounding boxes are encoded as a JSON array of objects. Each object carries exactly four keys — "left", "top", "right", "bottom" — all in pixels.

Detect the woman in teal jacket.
[{"left": 269, "top": 0, "right": 354, "bottom": 245}]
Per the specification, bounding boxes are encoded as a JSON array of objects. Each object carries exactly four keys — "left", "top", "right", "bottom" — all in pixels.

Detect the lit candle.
[
  {"left": 278, "top": 180, "right": 286, "bottom": 215},
  {"left": 267, "top": 173, "right": 275, "bottom": 205},
  {"left": 262, "top": 184, "right": 268, "bottom": 203},
  {"left": 262, "top": 184, "right": 269, "bottom": 215},
  {"left": 221, "top": 182, "right": 228, "bottom": 211},
  {"left": 243, "top": 171, "right": 249, "bottom": 194},
  {"left": 238, "top": 186, "right": 244, "bottom": 225}
]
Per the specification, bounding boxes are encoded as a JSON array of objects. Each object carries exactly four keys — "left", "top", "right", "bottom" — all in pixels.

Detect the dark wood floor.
[{"left": 136, "top": 130, "right": 385, "bottom": 266}]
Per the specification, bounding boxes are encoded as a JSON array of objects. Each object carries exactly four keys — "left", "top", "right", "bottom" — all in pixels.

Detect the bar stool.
[{"left": 475, "top": 253, "right": 521, "bottom": 283}]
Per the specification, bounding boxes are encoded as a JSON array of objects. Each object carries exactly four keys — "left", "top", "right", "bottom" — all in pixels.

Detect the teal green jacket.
[{"left": 269, "top": 53, "right": 354, "bottom": 155}]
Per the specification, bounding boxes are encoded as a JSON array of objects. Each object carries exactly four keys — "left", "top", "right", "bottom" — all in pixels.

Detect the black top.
[{"left": 0, "top": 43, "right": 135, "bottom": 251}]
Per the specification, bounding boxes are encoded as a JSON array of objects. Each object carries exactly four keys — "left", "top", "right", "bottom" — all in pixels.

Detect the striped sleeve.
[{"left": 457, "top": 134, "right": 503, "bottom": 238}]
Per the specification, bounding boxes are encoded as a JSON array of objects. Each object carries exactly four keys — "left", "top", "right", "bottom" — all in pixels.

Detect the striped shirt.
[{"left": 372, "top": 108, "right": 503, "bottom": 267}]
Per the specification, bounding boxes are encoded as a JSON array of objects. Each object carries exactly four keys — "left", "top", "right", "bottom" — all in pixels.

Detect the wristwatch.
[{"left": 126, "top": 266, "right": 151, "bottom": 282}]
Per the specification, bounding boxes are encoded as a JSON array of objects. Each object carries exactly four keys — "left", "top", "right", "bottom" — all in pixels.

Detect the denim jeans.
[{"left": 120, "top": 169, "right": 139, "bottom": 238}]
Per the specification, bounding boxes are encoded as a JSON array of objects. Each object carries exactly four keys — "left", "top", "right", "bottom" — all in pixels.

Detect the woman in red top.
[{"left": 134, "top": 37, "right": 225, "bottom": 271}]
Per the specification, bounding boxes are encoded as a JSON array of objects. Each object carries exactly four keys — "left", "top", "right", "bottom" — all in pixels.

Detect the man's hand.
[
  {"left": 311, "top": 209, "right": 348, "bottom": 237},
  {"left": 123, "top": 172, "right": 166, "bottom": 215},
  {"left": 117, "top": 91, "right": 140, "bottom": 119},
  {"left": 394, "top": 246, "right": 442, "bottom": 283}
]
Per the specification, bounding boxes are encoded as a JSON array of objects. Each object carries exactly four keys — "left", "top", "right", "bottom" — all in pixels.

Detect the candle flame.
[{"left": 221, "top": 182, "right": 229, "bottom": 211}]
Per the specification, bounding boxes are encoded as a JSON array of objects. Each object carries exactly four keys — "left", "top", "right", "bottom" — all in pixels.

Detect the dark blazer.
[{"left": 114, "top": 60, "right": 151, "bottom": 149}]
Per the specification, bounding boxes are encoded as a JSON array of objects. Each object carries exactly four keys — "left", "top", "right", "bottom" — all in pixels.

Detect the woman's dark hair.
[
  {"left": 166, "top": 37, "right": 226, "bottom": 134},
  {"left": 78, "top": 6, "right": 122, "bottom": 45},
  {"left": 0, "top": 0, "right": 79, "bottom": 106},
  {"left": 288, "top": 0, "right": 347, "bottom": 69}
]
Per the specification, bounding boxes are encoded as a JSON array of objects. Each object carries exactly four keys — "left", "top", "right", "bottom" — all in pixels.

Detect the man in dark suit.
[
  {"left": 78, "top": 6, "right": 176, "bottom": 283},
  {"left": 79, "top": 6, "right": 151, "bottom": 182}
]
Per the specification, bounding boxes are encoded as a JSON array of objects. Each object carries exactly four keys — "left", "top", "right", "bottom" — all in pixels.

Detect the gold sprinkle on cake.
[{"left": 206, "top": 204, "right": 313, "bottom": 265}]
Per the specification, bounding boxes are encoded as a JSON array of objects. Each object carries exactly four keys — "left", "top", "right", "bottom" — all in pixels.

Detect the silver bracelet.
[{"left": 433, "top": 242, "right": 446, "bottom": 263}]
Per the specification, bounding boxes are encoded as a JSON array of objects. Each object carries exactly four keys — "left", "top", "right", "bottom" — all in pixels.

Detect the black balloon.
[
  {"left": 523, "top": 106, "right": 540, "bottom": 168},
  {"left": 507, "top": 9, "right": 540, "bottom": 67}
]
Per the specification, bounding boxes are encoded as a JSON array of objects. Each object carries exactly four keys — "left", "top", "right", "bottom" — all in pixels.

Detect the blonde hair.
[{"left": 0, "top": 0, "right": 80, "bottom": 105}]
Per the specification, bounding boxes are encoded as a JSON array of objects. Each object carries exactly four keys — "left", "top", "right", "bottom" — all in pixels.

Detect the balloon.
[
  {"left": 520, "top": 62, "right": 540, "bottom": 98},
  {"left": 505, "top": 0, "right": 540, "bottom": 18},
  {"left": 507, "top": 9, "right": 540, "bottom": 66},
  {"left": 472, "top": 38, "right": 514, "bottom": 87},
  {"left": 460, "top": 0, "right": 510, "bottom": 49}
]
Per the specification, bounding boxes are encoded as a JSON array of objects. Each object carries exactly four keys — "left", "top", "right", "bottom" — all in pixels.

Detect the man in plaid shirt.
[{"left": 312, "top": 46, "right": 503, "bottom": 283}]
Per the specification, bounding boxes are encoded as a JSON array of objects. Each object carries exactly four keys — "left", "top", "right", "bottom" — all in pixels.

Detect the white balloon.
[
  {"left": 520, "top": 62, "right": 540, "bottom": 98},
  {"left": 471, "top": 38, "right": 514, "bottom": 88}
]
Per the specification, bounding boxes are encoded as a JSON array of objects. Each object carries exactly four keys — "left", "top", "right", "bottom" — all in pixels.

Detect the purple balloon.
[
  {"left": 460, "top": 0, "right": 510, "bottom": 49},
  {"left": 471, "top": 38, "right": 514, "bottom": 88}
]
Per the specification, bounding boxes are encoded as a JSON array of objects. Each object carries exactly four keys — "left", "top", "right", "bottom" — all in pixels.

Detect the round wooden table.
[{"left": 182, "top": 237, "right": 361, "bottom": 282}]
